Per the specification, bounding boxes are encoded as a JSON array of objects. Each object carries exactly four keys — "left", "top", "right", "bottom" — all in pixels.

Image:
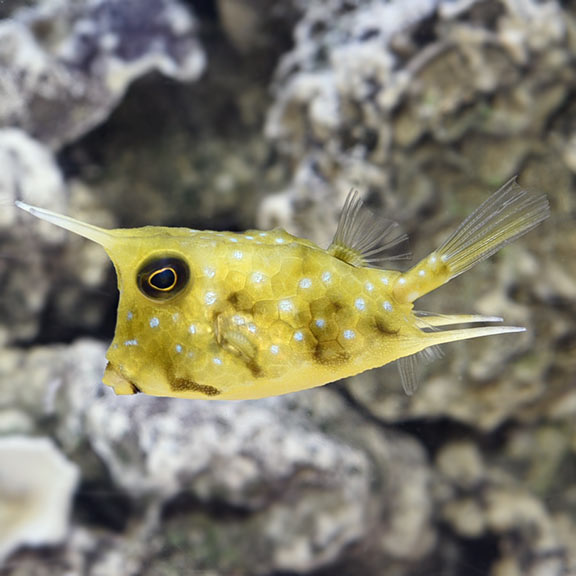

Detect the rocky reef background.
[{"left": 0, "top": 0, "right": 575, "bottom": 575}]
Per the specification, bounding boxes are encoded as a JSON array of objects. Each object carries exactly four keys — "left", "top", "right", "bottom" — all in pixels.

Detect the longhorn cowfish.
[{"left": 16, "top": 179, "right": 549, "bottom": 398}]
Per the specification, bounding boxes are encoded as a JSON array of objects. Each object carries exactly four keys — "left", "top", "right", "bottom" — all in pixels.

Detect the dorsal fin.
[{"left": 328, "top": 190, "right": 411, "bottom": 268}]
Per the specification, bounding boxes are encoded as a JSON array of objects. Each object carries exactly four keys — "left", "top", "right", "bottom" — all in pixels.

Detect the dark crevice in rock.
[
  {"left": 162, "top": 491, "right": 254, "bottom": 521},
  {"left": 74, "top": 479, "right": 134, "bottom": 533},
  {"left": 31, "top": 266, "right": 118, "bottom": 346},
  {"left": 187, "top": 0, "right": 220, "bottom": 22}
]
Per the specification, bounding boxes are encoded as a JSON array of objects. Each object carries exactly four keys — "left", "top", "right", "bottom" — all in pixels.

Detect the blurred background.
[{"left": 0, "top": 0, "right": 575, "bottom": 575}]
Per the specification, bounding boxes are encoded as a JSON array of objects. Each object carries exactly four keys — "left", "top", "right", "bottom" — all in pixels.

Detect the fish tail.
[{"left": 394, "top": 178, "right": 549, "bottom": 303}]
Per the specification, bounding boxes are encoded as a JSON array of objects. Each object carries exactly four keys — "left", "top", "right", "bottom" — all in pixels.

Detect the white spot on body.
[
  {"left": 229, "top": 237, "right": 239, "bottom": 243},
  {"left": 383, "top": 301, "right": 393, "bottom": 312},
  {"left": 299, "top": 278, "right": 312, "bottom": 289},
  {"left": 189, "top": 324, "right": 196, "bottom": 335},
  {"left": 270, "top": 345, "right": 279, "bottom": 355},
  {"left": 275, "top": 238, "right": 285, "bottom": 244},
  {"left": 355, "top": 298, "right": 366, "bottom": 311},
  {"left": 172, "top": 313, "right": 180, "bottom": 322},
  {"left": 175, "top": 344, "right": 183, "bottom": 353},
  {"left": 279, "top": 299, "right": 293, "bottom": 312},
  {"left": 213, "top": 357, "right": 222, "bottom": 366},
  {"left": 245, "top": 235, "right": 254, "bottom": 240},
  {"left": 343, "top": 329, "right": 355, "bottom": 340},
  {"left": 232, "top": 315, "right": 245, "bottom": 326},
  {"left": 248, "top": 323, "right": 257, "bottom": 334},
  {"left": 381, "top": 276, "right": 389, "bottom": 285},
  {"left": 293, "top": 331, "right": 304, "bottom": 341},
  {"left": 233, "top": 250, "right": 243, "bottom": 260},
  {"left": 259, "top": 232, "right": 268, "bottom": 237},
  {"left": 205, "top": 291, "right": 217, "bottom": 305},
  {"left": 251, "top": 271, "right": 264, "bottom": 284},
  {"left": 430, "top": 255, "right": 437, "bottom": 264},
  {"left": 315, "top": 318, "right": 325, "bottom": 328},
  {"left": 418, "top": 270, "right": 426, "bottom": 277},
  {"left": 204, "top": 266, "right": 216, "bottom": 278},
  {"left": 398, "top": 277, "right": 406, "bottom": 285},
  {"left": 365, "top": 282, "right": 374, "bottom": 292},
  {"left": 124, "top": 339, "right": 138, "bottom": 346},
  {"left": 127, "top": 311, "right": 133, "bottom": 320},
  {"left": 322, "top": 271, "right": 332, "bottom": 283},
  {"left": 150, "top": 317, "right": 160, "bottom": 328}
]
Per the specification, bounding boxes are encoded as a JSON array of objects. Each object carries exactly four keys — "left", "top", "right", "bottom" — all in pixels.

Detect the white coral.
[{"left": 0, "top": 436, "right": 79, "bottom": 564}]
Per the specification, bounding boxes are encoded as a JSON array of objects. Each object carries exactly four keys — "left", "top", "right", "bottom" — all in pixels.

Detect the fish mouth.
[{"left": 103, "top": 362, "right": 141, "bottom": 395}]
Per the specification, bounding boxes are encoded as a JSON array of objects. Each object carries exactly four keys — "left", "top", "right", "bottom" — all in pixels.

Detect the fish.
[{"left": 16, "top": 178, "right": 549, "bottom": 399}]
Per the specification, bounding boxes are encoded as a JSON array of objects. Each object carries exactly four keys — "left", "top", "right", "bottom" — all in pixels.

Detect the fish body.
[
  {"left": 104, "top": 226, "right": 408, "bottom": 399},
  {"left": 16, "top": 179, "right": 549, "bottom": 399}
]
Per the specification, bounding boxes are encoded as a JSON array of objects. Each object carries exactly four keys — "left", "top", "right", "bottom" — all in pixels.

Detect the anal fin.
[
  {"left": 397, "top": 346, "right": 443, "bottom": 395},
  {"left": 398, "top": 321, "right": 524, "bottom": 395}
]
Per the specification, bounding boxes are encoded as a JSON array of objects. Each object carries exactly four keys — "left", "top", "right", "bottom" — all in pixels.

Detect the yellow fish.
[{"left": 16, "top": 179, "right": 549, "bottom": 399}]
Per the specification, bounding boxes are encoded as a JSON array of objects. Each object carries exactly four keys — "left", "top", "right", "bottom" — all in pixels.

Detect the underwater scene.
[{"left": 0, "top": 0, "right": 575, "bottom": 575}]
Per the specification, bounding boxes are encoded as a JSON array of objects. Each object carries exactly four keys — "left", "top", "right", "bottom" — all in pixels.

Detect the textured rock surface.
[
  {"left": 0, "top": 129, "right": 113, "bottom": 346},
  {"left": 0, "top": 0, "right": 205, "bottom": 149},
  {"left": 264, "top": 0, "right": 575, "bottom": 429},
  {"left": 0, "top": 342, "right": 434, "bottom": 575},
  {"left": 0, "top": 0, "right": 575, "bottom": 575},
  {"left": 0, "top": 129, "right": 67, "bottom": 345}
]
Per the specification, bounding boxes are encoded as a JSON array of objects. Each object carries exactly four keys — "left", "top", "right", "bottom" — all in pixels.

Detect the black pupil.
[{"left": 151, "top": 268, "right": 176, "bottom": 290}]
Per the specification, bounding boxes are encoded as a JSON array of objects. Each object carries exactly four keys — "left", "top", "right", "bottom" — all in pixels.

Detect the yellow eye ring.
[{"left": 148, "top": 267, "right": 177, "bottom": 291}]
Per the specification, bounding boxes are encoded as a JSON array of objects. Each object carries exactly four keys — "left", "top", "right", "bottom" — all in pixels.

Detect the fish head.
[{"left": 15, "top": 203, "right": 209, "bottom": 396}]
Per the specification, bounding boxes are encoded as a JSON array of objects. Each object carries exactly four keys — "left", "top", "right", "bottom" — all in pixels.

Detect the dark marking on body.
[
  {"left": 247, "top": 360, "right": 264, "bottom": 378},
  {"left": 373, "top": 317, "right": 399, "bottom": 336},
  {"left": 313, "top": 341, "right": 350, "bottom": 365},
  {"left": 171, "top": 378, "right": 221, "bottom": 396},
  {"left": 227, "top": 290, "right": 253, "bottom": 310},
  {"left": 221, "top": 340, "right": 264, "bottom": 378},
  {"left": 130, "top": 382, "right": 142, "bottom": 394},
  {"left": 326, "top": 298, "right": 345, "bottom": 314},
  {"left": 227, "top": 291, "right": 241, "bottom": 307}
]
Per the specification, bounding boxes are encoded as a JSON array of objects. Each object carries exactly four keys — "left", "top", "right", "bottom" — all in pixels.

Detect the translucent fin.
[
  {"left": 397, "top": 346, "right": 443, "bottom": 395},
  {"left": 15, "top": 201, "right": 114, "bottom": 249},
  {"left": 437, "top": 178, "right": 550, "bottom": 281},
  {"left": 214, "top": 314, "right": 260, "bottom": 373},
  {"left": 328, "top": 189, "right": 411, "bottom": 268},
  {"left": 399, "top": 324, "right": 524, "bottom": 395},
  {"left": 414, "top": 311, "right": 504, "bottom": 329},
  {"left": 398, "top": 354, "right": 419, "bottom": 395}
]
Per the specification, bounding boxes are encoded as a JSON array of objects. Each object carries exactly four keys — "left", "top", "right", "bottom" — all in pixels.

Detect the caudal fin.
[
  {"left": 435, "top": 178, "right": 549, "bottom": 281},
  {"left": 395, "top": 178, "right": 549, "bottom": 303}
]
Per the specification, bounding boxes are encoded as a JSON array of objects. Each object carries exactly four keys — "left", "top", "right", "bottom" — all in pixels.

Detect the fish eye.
[{"left": 137, "top": 256, "right": 190, "bottom": 300}]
